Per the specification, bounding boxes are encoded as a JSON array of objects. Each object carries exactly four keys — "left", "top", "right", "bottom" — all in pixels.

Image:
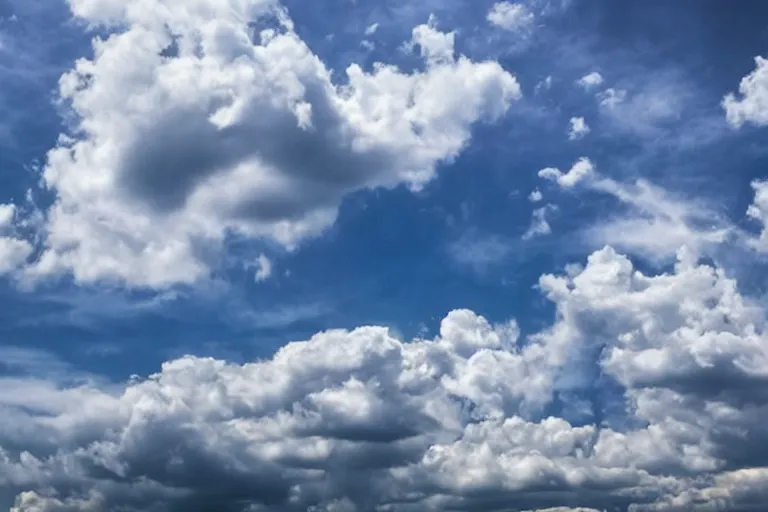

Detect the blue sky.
[{"left": 2, "top": 0, "right": 768, "bottom": 511}]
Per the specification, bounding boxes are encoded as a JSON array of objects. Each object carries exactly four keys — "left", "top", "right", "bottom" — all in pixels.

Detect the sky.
[{"left": 2, "top": 0, "right": 768, "bottom": 510}]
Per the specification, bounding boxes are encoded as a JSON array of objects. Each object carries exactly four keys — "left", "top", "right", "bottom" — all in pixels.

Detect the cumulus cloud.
[
  {"left": 576, "top": 71, "right": 603, "bottom": 90},
  {"left": 529, "top": 188, "right": 543, "bottom": 202},
  {"left": 538, "top": 157, "right": 594, "bottom": 188},
  {"left": 723, "top": 56, "right": 768, "bottom": 128},
  {"left": 487, "top": 1, "right": 535, "bottom": 33},
  {"left": 5, "top": 246, "right": 768, "bottom": 510},
  {"left": 567, "top": 116, "right": 590, "bottom": 140},
  {"left": 17, "top": 0, "right": 520, "bottom": 288}
]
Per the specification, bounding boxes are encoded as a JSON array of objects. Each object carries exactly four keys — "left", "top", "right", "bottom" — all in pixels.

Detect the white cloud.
[
  {"left": 723, "top": 56, "right": 768, "bottom": 128},
  {"left": 576, "top": 71, "right": 603, "bottom": 90},
  {"left": 0, "top": 237, "right": 33, "bottom": 275},
  {"left": 567, "top": 116, "right": 590, "bottom": 140},
  {"left": 487, "top": 2, "right": 535, "bottom": 33},
  {"left": 594, "top": 72, "right": 724, "bottom": 147},
  {"left": 19, "top": 2, "right": 520, "bottom": 288},
  {"left": 364, "top": 22, "right": 379, "bottom": 36},
  {"left": 528, "top": 188, "right": 543, "bottom": 202},
  {"left": 535, "top": 75, "right": 552, "bottom": 92},
  {"left": 747, "top": 180, "right": 768, "bottom": 253},
  {"left": 5, "top": 247, "right": 768, "bottom": 510},
  {"left": 252, "top": 253, "right": 272, "bottom": 282},
  {"left": 0, "top": 203, "right": 33, "bottom": 276},
  {"left": 586, "top": 177, "right": 731, "bottom": 262},
  {"left": 538, "top": 157, "right": 594, "bottom": 188},
  {"left": 0, "top": 204, "right": 15, "bottom": 228},
  {"left": 535, "top": 158, "right": 732, "bottom": 262},
  {"left": 523, "top": 204, "right": 556, "bottom": 239},
  {"left": 596, "top": 87, "right": 626, "bottom": 108}
]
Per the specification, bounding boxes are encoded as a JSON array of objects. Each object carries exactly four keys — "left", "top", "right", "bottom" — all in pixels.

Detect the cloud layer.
[{"left": 4, "top": 246, "right": 768, "bottom": 511}]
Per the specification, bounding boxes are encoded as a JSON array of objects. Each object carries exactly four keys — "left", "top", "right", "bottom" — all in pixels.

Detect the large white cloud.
[
  {"left": 4, "top": 246, "right": 768, "bottom": 511},
  {"left": 22, "top": 0, "right": 520, "bottom": 288}
]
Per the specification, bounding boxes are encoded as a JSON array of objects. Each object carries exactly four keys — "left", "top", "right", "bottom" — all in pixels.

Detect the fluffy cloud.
[
  {"left": 20, "top": 0, "right": 520, "bottom": 288},
  {"left": 567, "top": 116, "right": 590, "bottom": 140},
  {"left": 538, "top": 157, "right": 594, "bottom": 188},
  {"left": 487, "top": 1, "right": 535, "bottom": 33},
  {"left": 4, "top": 246, "right": 768, "bottom": 511},
  {"left": 576, "top": 71, "right": 603, "bottom": 90},
  {"left": 723, "top": 56, "right": 768, "bottom": 128}
]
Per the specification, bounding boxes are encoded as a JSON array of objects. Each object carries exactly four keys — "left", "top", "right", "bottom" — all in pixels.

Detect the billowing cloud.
[
  {"left": 19, "top": 1, "right": 520, "bottom": 288},
  {"left": 723, "top": 56, "right": 768, "bottom": 128},
  {"left": 4, "top": 246, "right": 768, "bottom": 510}
]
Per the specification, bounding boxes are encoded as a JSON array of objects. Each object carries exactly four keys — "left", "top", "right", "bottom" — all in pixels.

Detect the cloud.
[
  {"left": 4, "top": 247, "right": 768, "bottom": 510},
  {"left": 16, "top": 1, "right": 520, "bottom": 289},
  {"left": 585, "top": 177, "right": 731, "bottom": 262},
  {"left": 528, "top": 188, "right": 543, "bottom": 202},
  {"left": 487, "top": 2, "right": 535, "bottom": 33},
  {"left": 538, "top": 157, "right": 594, "bottom": 188},
  {"left": 576, "top": 71, "right": 603, "bottom": 90},
  {"left": 594, "top": 70, "right": 726, "bottom": 147},
  {"left": 252, "top": 254, "right": 273, "bottom": 282},
  {"left": 723, "top": 56, "right": 768, "bottom": 128},
  {"left": 567, "top": 116, "right": 590, "bottom": 140},
  {"left": 363, "top": 22, "right": 378, "bottom": 36},
  {"left": 596, "top": 87, "right": 626, "bottom": 108},
  {"left": 447, "top": 231, "right": 513, "bottom": 272},
  {"left": 747, "top": 180, "right": 768, "bottom": 253},
  {"left": 534, "top": 156, "right": 733, "bottom": 263},
  {"left": 523, "top": 204, "right": 556, "bottom": 239},
  {"left": 0, "top": 203, "right": 32, "bottom": 276}
]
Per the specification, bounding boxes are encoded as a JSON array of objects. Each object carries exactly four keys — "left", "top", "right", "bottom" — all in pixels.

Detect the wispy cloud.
[{"left": 447, "top": 230, "right": 514, "bottom": 273}]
